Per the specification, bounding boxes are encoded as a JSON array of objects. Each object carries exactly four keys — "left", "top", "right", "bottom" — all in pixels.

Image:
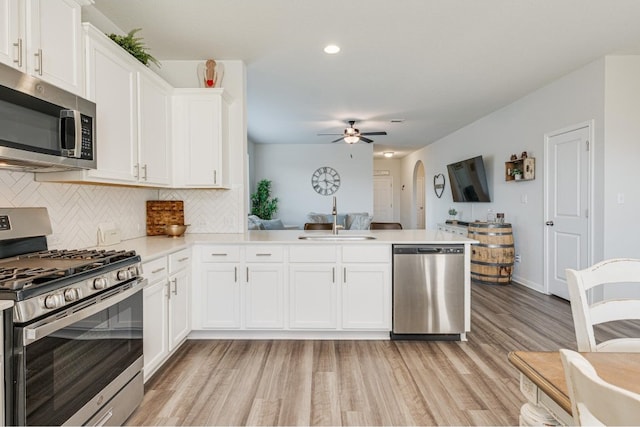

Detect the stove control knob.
[
  {"left": 128, "top": 266, "right": 140, "bottom": 276},
  {"left": 64, "top": 288, "right": 80, "bottom": 302},
  {"left": 93, "top": 277, "right": 108, "bottom": 290},
  {"left": 44, "top": 293, "right": 65, "bottom": 309},
  {"left": 117, "top": 270, "right": 131, "bottom": 280}
]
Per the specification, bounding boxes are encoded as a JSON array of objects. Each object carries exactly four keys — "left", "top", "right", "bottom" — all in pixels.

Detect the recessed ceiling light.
[
  {"left": 383, "top": 152, "right": 394, "bottom": 158},
  {"left": 324, "top": 44, "right": 340, "bottom": 54}
]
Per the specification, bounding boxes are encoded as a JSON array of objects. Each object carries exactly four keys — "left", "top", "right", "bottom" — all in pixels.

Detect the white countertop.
[{"left": 102, "top": 229, "right": 478, "bottom": 261}]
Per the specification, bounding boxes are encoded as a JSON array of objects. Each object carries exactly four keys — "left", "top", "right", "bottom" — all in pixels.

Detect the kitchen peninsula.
[{"left": 107, "top": 229, "right": 477, "bottom": 380}]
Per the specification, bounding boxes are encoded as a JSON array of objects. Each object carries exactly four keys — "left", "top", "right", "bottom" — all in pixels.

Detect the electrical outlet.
[{"left": 515, "top": 254, "right": 521, "bottom": 263}]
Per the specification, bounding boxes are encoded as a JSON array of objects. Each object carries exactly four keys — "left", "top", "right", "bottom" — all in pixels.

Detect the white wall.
[
  {"left": 253, "top": 144, "right": 373, "bottom": 227},
  {"left": 400, "top": 58, "right": 606, "bottom": 293}
]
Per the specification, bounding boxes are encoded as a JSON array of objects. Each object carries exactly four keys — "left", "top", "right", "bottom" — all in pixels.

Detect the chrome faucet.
[{"left": 332, "top": 196, "right": 338, "bottom": 235}]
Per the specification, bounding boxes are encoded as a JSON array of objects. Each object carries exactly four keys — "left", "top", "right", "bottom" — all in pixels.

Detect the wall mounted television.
[{"left": 446, "top": 155, "right": 491, "bottom": 202}]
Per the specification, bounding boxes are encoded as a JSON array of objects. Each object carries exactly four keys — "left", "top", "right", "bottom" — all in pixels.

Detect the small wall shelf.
[{"left": 505, "top": 157, "right": 535, "bottom": 182}]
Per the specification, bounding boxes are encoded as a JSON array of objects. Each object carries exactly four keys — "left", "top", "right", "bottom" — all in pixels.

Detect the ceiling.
[{"left": 90, "top": 0, "right": 640, "bottom": 158}]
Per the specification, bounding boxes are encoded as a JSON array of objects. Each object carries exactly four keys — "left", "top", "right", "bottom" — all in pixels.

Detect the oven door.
[{"left": 12, "top": 280, "right": 144, "bottom": 426}]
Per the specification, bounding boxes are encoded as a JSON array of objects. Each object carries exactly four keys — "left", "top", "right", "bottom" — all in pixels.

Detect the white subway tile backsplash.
[{"left": 0, "top": 170, "right": 244, "bottom": 249}]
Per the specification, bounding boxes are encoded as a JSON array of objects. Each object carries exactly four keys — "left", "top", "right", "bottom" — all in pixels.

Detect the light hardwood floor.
[{"left": 127, "top": 283, "right": 640, "bottom": 426}]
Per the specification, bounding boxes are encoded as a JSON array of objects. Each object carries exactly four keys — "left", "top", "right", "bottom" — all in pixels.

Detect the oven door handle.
[{"left": 22, "top": 278, "right": 146, "bottom": 346}]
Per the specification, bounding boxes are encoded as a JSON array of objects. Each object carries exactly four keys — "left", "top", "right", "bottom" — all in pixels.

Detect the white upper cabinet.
[
  {"left": 172, "top": 89, "right": 231, "bottom": 188},
  {"left": 137, "top": 69, "right": 171, "bottom": 185},
  {"left": 0, "top": 0, "right": 85, "bottom": 95},
  {"left": 0, "top": 0, "right": 21, "bottom": 69},
  {"left": 37, "top": 24, "right": 171, "bottom": 187}
]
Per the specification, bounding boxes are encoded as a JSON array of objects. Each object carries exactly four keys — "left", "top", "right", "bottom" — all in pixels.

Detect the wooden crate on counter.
[{"left": 146, "top": 200, "right": 184, "bottom": 236}]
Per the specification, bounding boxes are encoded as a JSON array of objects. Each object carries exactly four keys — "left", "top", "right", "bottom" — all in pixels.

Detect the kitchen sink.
[{"left": 298, "top": 234, "right": 377, "bottom": 241}]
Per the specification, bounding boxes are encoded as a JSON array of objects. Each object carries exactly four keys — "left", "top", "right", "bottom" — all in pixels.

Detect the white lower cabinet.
[
  {"left": 142, "top": 248, "right": 191, "bottom": 382},
  {"left": 245, "top": 245, "right": 285, "bottom": 329},
  {"left": 192, "top": 243, "right": 391, "bottom": 335},
  {"left": 168, "top": 249, "right": 192, "bottom": 347},
  {"left": 341, "top": 245, "right": 391, "bottom": 330},
  {"left": 289, "top": 264, "right": 337, "bottom": 329},
  {"left": 198, "top": 246, "right": 241, "bottom": 328},
  {"left": 196, "top": 245, "right": 285, "bottom": 329}
]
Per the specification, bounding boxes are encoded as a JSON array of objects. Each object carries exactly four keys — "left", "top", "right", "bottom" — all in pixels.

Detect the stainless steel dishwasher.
[{"left": 392, "top": 244, "right": 465, "bottom": 339}]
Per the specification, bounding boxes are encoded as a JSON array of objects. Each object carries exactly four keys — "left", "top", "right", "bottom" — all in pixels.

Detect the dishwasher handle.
[{"left": 417, "top": 247, "right": 442, "bottom": 254}]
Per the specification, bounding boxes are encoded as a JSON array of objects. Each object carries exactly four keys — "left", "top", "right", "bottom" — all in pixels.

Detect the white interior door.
[
  {"left": 545, "top": 124, "right": 591, "bottom": 299},
  {"left": 416, "top": 177, "right": 425, "bottom": 229},
  {"left": 373, "top": 176, "right": 393, "bottom": 221}
]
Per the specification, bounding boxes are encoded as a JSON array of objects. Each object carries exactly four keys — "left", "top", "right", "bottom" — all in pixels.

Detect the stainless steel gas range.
[{"left": 0, "top": 208, "right": 145, "bottom": 426}]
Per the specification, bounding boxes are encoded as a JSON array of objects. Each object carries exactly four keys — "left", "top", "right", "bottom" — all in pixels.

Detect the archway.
[{"left": 413, "top": 161, "right": 425, "bottom": 229}]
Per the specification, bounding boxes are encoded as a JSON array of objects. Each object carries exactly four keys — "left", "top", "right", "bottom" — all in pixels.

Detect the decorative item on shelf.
[
  {"left": 521, "top": 151, "right": 528, "bottom": 159},
  {"left": 107, "top": 28, "right": 160, "bottom": 67},
  {"left": 448, "top": 208, "right": 458, "bottom": 223},
  {"left": 433, "top": 173, "right": 445, "bottom": 198},
  {"left": 496, "top": 213, "right": 505, "bottom": 223},
  {"left": 510, "top": 154, "right": 518, "bottom": 161},
  {"left": 197, "top": 59, "right": 224, "bottom": 88},
  {"left": 512, "top": 168, "right": 523, "bottom": 180}
]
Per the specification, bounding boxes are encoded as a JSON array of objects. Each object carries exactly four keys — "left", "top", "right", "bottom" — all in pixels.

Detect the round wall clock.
[{"left": 311, "top": 166, "right": 341, "bottom": 195}]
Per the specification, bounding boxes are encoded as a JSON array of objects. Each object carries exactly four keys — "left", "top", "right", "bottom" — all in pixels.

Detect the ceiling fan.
[{"left": 318, "top": 120, "right": 387, "bottom": 144}]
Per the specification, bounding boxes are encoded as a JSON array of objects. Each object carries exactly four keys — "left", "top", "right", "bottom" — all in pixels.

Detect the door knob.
[{"left": 545, "top": 221, "right": 554, "bottom": 226}]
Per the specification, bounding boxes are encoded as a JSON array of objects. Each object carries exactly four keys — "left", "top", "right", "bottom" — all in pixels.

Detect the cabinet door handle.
[
  {"left": 332, "top": 267, "right": 335, "bottom": 283},
  {"left": 178, "top": 257, "right": 190, "bottom": 262},
  {"left": 234, "top": 266, "right": 237, "bottom": 283},
  {"left": 246, "top": 267, "right": 249, "bottom": 282},
  {"left": 213, "top": 170, "right": 217, "bottom": 184},
  {"left": 34, "top": 48, "right": 43, "bottom": 75},
  {"left": 133, "top": 164, "right": 139, "bottom": 179},
  {"left": 151, "top": 267, "right": 166, "bottom": 274},
  {"left": 142, "top": 164, "right": 148, "bottom": 180},
  {"left": 211, "top": 253, "right": 227, "bottom": 257},
  {"left": 343, "top": 267, "right": 347, "bottom": 283},
  {"left": 13, "top": 38, "right": 22, "bottom": 67},
  {"left": 171, "top": 278, "right": 178, "bottom": 295},
  {"left": 256, "top": 253, "right": 272, "bottom": 257}
]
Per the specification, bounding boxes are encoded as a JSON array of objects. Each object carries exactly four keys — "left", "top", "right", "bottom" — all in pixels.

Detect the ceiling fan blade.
[
  {"left": 360, "top": 131, "right": 387, "bottom": 136},
  {"left": 359, "top": 136, "right": 374, "bottom": 143},
  {"left": 330, "top": 137, "right": 345, "bottom": 143},
  {"left": 318, "top": 133, "right": 344, "bottom": 136}
]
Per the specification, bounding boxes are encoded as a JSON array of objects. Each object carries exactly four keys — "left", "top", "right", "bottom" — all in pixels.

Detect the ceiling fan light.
[
  {"left": 344, "top": 136, "right": 360, "bottom": 144},
  {"left": 383, "top": 151, "right": 394, "bottom": 158}
]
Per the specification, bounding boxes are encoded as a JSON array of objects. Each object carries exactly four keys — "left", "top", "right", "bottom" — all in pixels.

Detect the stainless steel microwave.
[{"left": 0, "top": 62, "right": 96, "bottom": 172}]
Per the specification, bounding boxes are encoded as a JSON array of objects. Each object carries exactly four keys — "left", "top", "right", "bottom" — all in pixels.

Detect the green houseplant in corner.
[
  {"left": 251, "top": 179, "right": 279, "bottom": 220},
  {"left": 107, "top": 28, "right": 160, "bottom": 67}
]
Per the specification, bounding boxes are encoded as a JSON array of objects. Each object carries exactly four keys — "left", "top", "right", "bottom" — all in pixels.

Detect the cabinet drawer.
[
  {"left": 342, "top": 245, "right": 391, "bottom": 263},
  {"left": 143, "top": 257, "right": 168, "bottom": 284},
  {"left": 200, "top": 245, "right": 241, "bottom": 263},
  {"left": 289, "top": 245, "right": 337, "bottom": 263},
  {"left": 245, "top": 246, "right": 284, "bottom": 263},
  {"left": 169, "top": 248, "right": 192, "bottom": 273}
]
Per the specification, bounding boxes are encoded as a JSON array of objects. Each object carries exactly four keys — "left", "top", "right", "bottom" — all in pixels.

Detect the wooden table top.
[{"left": 508, "top": 351, "right": 640, "bottom": 415}]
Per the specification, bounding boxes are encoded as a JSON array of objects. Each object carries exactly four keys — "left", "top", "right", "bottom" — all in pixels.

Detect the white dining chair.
[
  {"left": 565, "top": 258, "right": 640, "bottom": 352},
  {"left": 560, "top": 349, "right": 640, "bottom": 426}
]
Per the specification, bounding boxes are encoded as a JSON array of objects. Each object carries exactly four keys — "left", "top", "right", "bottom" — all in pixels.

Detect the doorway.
[
  {"left": 544, "top": 122, "right": 593, "bottom": 299},
  {"left": 413, "top": 161, "right": 425, "bottom": 229},
  {"left": 373, "top": 175, "right": 393, "bottom": 221}
]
